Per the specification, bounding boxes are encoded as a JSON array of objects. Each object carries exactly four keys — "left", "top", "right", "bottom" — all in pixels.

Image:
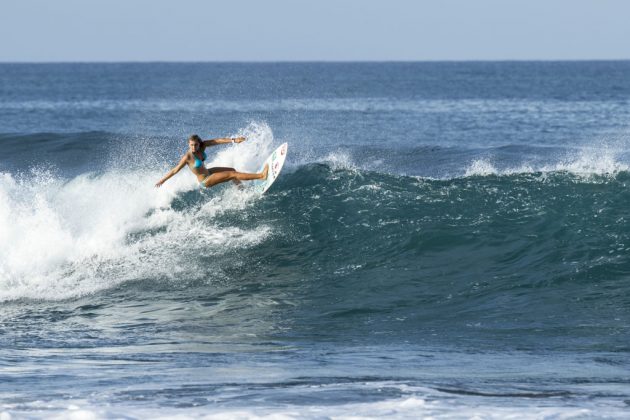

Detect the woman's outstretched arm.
[
  {"left": 155, "top": 155, "right": 188, "bottom": 187},
  {"left": 203, "top": 136, "right": 246, "bottom": 147}
]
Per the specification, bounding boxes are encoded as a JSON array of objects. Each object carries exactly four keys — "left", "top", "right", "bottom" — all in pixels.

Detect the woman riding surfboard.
[{"left": 155, "top": 134, "right": 268, "bottom": 189}]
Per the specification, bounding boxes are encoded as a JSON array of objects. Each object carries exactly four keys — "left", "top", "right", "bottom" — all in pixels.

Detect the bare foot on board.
[{"left": 260, "top": 164, "right": 269, "bottom": 180}]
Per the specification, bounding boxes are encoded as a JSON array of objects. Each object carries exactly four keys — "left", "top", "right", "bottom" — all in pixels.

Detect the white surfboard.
[{"left": 252, "top": 142, "right": 288, "bottom": 194}]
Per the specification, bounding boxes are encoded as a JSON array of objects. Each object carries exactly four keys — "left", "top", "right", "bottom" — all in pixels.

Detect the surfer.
[{"left": 155, "top": 134, "right": 268, "bottom": 188}]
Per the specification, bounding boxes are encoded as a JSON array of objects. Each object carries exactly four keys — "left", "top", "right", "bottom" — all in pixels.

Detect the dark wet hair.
[{"left": 188, "top": 134, "right": 202, "bottom": 144}]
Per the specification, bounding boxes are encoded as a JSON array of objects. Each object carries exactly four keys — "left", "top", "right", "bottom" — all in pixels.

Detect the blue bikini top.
[{"left": 193, "top": 150, "right": 207, "bottom": 168}]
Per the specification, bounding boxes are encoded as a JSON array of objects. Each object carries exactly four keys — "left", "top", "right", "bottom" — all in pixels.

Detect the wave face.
[
  {"left": 2, "top": 127, "right": 629, "bottom": 348},
  {"left": 2, "top": 62, "right": 630, "bottom": 417}
]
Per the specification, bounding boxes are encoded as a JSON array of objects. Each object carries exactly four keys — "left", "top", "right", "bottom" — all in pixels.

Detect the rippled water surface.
[{"left": 1, "top": 62, "right": 630, "bottom": 418}]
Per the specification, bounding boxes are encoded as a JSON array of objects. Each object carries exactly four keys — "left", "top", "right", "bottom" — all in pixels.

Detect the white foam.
[
  {"left": 322, "top": 150, "right": 358, "bottom": 171},
  {"left": 462, "top": 142, "right": 629, "bottom": 179},
  {"left": 206, "top": 122, "right": 276, "bottom": 173},
  {"left": 4, "top": 392, "right": 626, "bottom": 420},
  {"left": 0, "top": 123, "right": 278, "bottom": 302},
  {"left": 464, "top": 159, "right": 499, "bottom": 177},
  {"left": 546, "top": 144, "right": 630, "bottom": 176}
]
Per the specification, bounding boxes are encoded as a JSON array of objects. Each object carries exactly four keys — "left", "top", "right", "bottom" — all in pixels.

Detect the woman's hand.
[
  {"left": 155, "top": 179, "right": 165, "bottom": 188},
  {"left": 233, "top": 136, "right": 246, "bottom": 144}
]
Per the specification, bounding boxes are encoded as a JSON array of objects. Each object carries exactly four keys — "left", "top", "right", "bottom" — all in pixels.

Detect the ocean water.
[{"left": 1, "top": 62, "right": 630, "bottom": 419}]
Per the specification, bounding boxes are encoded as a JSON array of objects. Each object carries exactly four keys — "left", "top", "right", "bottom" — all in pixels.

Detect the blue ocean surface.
[{"left": 1, "top": 62, "right": 630, "bottom": 418}]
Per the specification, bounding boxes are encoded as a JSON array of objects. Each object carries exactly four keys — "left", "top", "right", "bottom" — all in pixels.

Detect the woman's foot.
[{"left": 260, "top": 164, "right": 269, "bottom": 180}]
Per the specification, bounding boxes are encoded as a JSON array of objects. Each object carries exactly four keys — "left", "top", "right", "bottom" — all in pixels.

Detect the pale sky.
[{"left": 1, "top": 0, "right": 629, "bottom": 62}]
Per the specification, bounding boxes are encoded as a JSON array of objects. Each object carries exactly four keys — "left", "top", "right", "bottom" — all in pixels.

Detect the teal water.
[{"left": 1, "top": 62, "right": 630, "bottom": 418}]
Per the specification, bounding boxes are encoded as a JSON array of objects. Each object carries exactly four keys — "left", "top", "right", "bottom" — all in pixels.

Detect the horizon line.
[{"left": 1, "top": 58, "right": 630, "bottom": 65}]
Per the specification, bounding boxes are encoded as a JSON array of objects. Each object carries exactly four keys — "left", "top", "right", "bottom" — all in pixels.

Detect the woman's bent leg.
[{"left": 203, "top": 165, "right": 268, "bottom": 188}]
